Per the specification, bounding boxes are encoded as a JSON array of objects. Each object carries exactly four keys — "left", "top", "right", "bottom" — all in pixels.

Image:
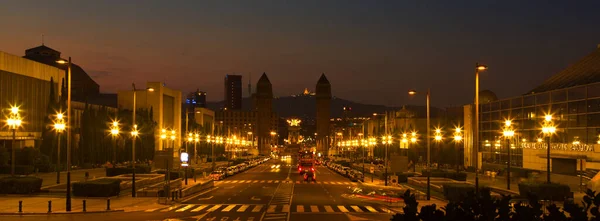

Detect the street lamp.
[
  {"left": 541, "top": 114, "right": 556, "bottom": 184},
  {"left": 160, "top": 129, "right": 167, "bottom": 149},
  {"left": 381, "top": 135, "right": 392, "bottom": 186},
  {"left": 130, "top": 124, "right": 139, "bottom": 197},
  {"left": 6, "top": 106, "right": 22, "bottom": 176},
  {"left": 502, "top": 120, "right": 515, "bottom": 190},
  {"left": 475, "top": 63, "right": 488, "bottom": 194},
  {"left": 129, "top": 83, "right": 153, "bottom": 198},
  {"left": 408, "top": 88, "right": 432, "bottom": 200},
  {"left": 110, "top": 120, "right": 119, "bottom": 165},
  {"left": 53, "top": 112, "right": 65, "bottom": 184},
  {"left": 453, "top": 127, "right": 463, "bottom": 173},
  {"left": 56, "top": 57, "right": 73, "bottom": 211},
  {"left": 194, "top": 133, "right": 200, "bottom": 164},
  {"left": 434, "top": 128, "right": 443, "bottom": 170},
  {"left": 410, "top": 132, "right": 418, "bottom": 172}
]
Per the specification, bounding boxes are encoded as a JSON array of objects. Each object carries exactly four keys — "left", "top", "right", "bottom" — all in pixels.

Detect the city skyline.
[{"left": 2, "top": 1, "right": 600, "bottom": 107}]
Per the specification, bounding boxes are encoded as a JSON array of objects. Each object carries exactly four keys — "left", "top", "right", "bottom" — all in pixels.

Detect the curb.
[{"left": 0, "top": 209, "right": 124, "bottom": 215}]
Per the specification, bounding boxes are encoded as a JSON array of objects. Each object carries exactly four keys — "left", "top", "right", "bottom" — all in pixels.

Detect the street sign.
[
  {"left": 370, "top": 166, "right": 375, "bottom": 173},
  {"left": 180, "top": 152, "right": 189, "bottom": 167},
  {"left": 390, "top": 175, "right": 398, "bottom": 184}
]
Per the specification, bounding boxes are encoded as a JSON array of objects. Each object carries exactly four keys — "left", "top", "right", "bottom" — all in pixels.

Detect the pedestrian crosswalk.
[
  {"left": 142, "top": 204, "right": 394, "bottom": 214},
  {"left": 215, "top": 180, "right": 356, "bottom": 185}
]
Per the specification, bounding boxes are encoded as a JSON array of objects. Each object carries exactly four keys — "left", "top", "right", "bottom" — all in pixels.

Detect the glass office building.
[{"left": 477, "top": 45, "right": 600, "bottom": 174}]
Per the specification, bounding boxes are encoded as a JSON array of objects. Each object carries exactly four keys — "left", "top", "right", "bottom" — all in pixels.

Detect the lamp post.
[
  {"left": 542, "top": 114, "right": 556, "bottom": 184},
  {"left": 160, "top": 129, "right": 167, "bottom": 150},
  {"left": 453, "top": 127, "right": 463, "bottom": 173},
  {"left": 170, "top": 130, "right": 177, "bottom": 149},
  {"left": 502, "top": 120, "right": 515, "bottom": 190},
  {"left": 110, "top": 121, "right": 119, "bottom": 165},
  {"left": 408, "top": 88, "right": 431, "bottom": 200},
  {"left": 194, "top": 133, "right": 200, "bottom": 164},
  {"left": 434, "top": 128, "right": 443, "bottom": 170},
  {"left": 410, "top": 132, "right": 418, "bottom": 172},
  {"left": 53, "top": 112, "right": 65, "bottom": 183},
  {"left": 56, "top": 56, "right": 72, "bottom": 211},
  {"left": 382, "top": 135, "right": 392, "bottom": 186},
  {"left": 130, "top": 124, "right": 139, "bottom": 197},
  {"left": 6, "top": 106, "right": 22, "bottom": 177},
  {"left": 474, "top": 63, "right": 488, "bottom": 194}
]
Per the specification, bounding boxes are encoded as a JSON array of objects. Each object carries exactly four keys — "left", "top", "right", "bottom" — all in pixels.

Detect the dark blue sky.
[{"left": 1, "top": 1, "right": 599, "bottom": 107}]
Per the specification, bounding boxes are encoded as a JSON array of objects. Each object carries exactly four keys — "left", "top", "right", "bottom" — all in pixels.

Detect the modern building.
[
  {"left": 464, "top": 44, "right": 600, "bottom": 175},
  {"left": 118, "top": 82, "right": 182, "bottom": 154},
  {"left": 23, "top": 45, "right": 100, "bottom": 102},
  {"left": 0, "top": 50, "right": 64, "bottom": 148},
  {"left": 316, "top": 74, "right": 331, "bottom": 155},
  {"left": 224, "top": 74, "right": 242, "bottom": 110},
  {"left": 186, "top": 90, "right": 207, "bottom": 108}
]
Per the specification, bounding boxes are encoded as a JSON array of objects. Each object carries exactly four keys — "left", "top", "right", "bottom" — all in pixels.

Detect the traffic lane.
[
  {"left": 290, "top": 213, "right": 392, "bottom": 221},
  {"left": 185, "top": 181, "right": 279, "bottom": 205},
  {"left": 291, "top": 168, "right": 340, "bottom": 206},
  {"left": 317, "top": 167, "right": 385, "bottom": 206}
]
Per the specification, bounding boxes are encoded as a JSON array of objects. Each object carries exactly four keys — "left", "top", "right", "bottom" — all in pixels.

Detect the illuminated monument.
[{"left": 287, "top": 118, "right": 302, "bottom": 145}]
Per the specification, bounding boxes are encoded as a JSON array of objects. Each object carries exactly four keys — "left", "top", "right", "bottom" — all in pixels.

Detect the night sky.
[{"left": 1, "top": 1, "right": 599, "bottom": 107}]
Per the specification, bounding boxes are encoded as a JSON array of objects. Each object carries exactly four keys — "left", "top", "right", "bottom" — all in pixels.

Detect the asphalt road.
[{"left": 1, "top": 157, "right": 396, "bottom": 221}]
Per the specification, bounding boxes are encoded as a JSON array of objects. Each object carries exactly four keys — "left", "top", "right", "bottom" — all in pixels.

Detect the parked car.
[
  {"left": 210, "top": 170, "right": 226, "bottom": 180},
  {"left": 227, "top": 166, "right": 237, "bottom": 176}
]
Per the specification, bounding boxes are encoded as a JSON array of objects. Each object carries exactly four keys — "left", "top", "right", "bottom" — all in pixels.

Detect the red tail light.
[
  {"left": 298, "top": 167, "right": 302, "bottom": 171},
  {"left": 311, "top": 168, "right": 315, "bottom": 172}
]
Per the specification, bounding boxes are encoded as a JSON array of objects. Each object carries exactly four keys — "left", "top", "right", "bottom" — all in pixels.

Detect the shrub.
[
  {"left": 106, "top": 165, "right": 152, "bottom": 177},
  {"left": 155, "top": 170, "right": 181, "bottom": 180},
  {"left": 518, "top": 182, "right": 571, "bottom": 201},
  {"left": 421, "top": 169, "right": 467, "bottom": 181},
  {"left": 443, "top": 183, "right": 475, "bottom": 202},
  {"left": 72, "top": 179, "right": 121, "bottom": 197},
  {"left": 0, "top": 177, "right": 43, "bottom": 194},
  {"left": 0, "top": 165, "right": 35, "bottom": 175}
]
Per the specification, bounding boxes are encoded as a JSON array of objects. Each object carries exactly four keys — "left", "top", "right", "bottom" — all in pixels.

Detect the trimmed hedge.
[
  {"left": 73, "top": 179, "right": 121, "bottom": 197},
  {"left": 105, "top": 165, "right": 152, "bottom": 177},
  {"left": 156, "top": 170, "right": 182, "bottom": 180},
  {"left": 518, "top": 182, "right": 571, "bottom": 201},
  {"left": 0, "top": 165, "right": 35, "bottom": 175},
  {"left": 0, "top": 177, "right": 43, "bottom": 194},
  {"left": 443, "top": 183, "right": 475, "bottom": 202},
  {"left": 421, "top": 170, "right": 467, "bottom": 181}
]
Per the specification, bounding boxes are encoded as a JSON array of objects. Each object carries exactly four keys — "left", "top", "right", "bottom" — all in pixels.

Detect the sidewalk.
[
  {"left": 0, "top": 195, "right": 161, "bottom": 214},
  {"left": 0, "top": 168, "right": 106, "bottom": 187}
]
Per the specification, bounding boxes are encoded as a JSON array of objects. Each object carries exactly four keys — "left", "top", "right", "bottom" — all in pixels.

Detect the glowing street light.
[
  {"left": 54, "top": 112, "right": 66, "bottom": 184},
  {"left": 109, "top": 120, "right": 120, "bottom": 167},
  {"left": 408, "top": 88, "right": 432, "bottom": 199},
  {"left": 502, "top": 120, "right": 515, "bottom": 189},
  {"left": 6, "top": 105, "right": 22, "bottom": 176},
  {"left": 541, "top": 114, "right": 555, "bottom": 183},
  {"left": 474, "top": 62, "right": 488, "bottom": 194},
  {"left": 453, "top": 127, "right": 463, "bottom": 172}
]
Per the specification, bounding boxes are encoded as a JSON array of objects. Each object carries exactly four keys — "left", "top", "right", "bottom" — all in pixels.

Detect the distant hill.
[{"left": 206, "top": 95, "right": 444, "bottom": 118}]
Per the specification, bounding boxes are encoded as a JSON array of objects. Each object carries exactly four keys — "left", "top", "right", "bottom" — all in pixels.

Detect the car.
[
  {"left": 226, "top": 167, "right": 236, "bottom": 176},
  {"left": 210, "top": 170, "right": 226, "bottom": 180},
  {"left": 298, "top": 162, "right": 314, "bottom": 175},
  {"left": 303, "top": 170, "right": 316, "bottom": 182},
  {"left": 341, "top": 167, "right": 351, "bottom": 177}
]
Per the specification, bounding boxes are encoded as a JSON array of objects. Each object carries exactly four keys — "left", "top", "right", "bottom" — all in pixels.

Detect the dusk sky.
[{"left": 1, "top": 1, "right": 599, "bottom": 107}]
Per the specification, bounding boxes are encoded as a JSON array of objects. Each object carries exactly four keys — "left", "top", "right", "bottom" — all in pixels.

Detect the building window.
[
  {"left": 524, "top": 95, "right": 535, "bottom": 107},
  {"left": 588, "top": 99, "right": 600, "bottom": 113},
  {"left": 511, "top": 97, "right": 522, "bottom": 108},
  {"left": 551, "top": 90, "right": 567, "bottom": 103},
  {"left": 587, "top": 84, "right": 600, "bottom": 99},
  {"left": 536, "top": 93, "right": 550, "bottom": 105},
  {"left": 568, "top": 100, "right": 587, "bottom": 114}
]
